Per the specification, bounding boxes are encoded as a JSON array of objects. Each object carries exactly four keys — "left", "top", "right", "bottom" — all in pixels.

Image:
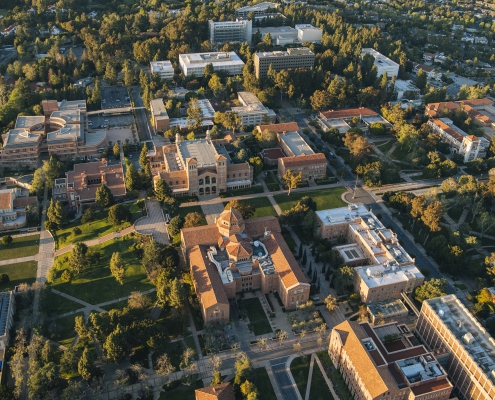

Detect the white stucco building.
[
  {"left": 361, "top": 48, "right": 399, "bottom": 79},
  {"left": 178, "top": 52, "right": 245, "bottom": 77}
]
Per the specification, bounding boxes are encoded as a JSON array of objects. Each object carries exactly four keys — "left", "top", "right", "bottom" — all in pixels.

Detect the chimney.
[{"left": 81, "top": 172, "right": 87, "bottom": 188}]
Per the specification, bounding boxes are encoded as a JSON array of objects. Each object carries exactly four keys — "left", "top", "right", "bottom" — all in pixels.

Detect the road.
[{"left": 130, "top": 86, "right": 152, "bottom": 142}]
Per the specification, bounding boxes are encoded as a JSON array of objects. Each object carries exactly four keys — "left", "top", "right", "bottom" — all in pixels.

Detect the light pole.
[{"left": 352, "top": 174, "right": 359, "bottom": 199}]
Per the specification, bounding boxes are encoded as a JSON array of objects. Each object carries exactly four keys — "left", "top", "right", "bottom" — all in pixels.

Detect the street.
[{"left": 131, "top": 85, "right": 152, "bottom": 142}]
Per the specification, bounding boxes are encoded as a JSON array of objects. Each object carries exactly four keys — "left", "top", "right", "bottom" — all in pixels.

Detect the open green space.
[
  {"left": 48, "top": 312, "right": 84, "bottom": 348},
  {"left": 375, "top": 140, "right": 395, "bottom": 155},
  {"left": 223, "top": 197, "right": 278, "bottom": 218},
  {"left": 330, "top": 369, "right": 353, "bottom": 400},
  {"left": 309, "top": 363, "right": 334, "bottom": 400},
  {"left": 0, "top": 234, "right": 40, "bottom": 261},
  {"left": 156, "top": 307, "right": 190, "bottom": 339},
  {"left": 176, "top": 205, "right": 206, "bottom": 224},
  {"left": 447, "top": 205, "right": 465, "bottom": 222},
  {"left": 184, "top": 336, "right": 197, "bottom": 358},
  {"left": 410, "top": 174, "right": 425, "bottom": 181},
  {"left": 390, "top": 145, "right": 409, "bottom": 160},
  {"left": 42, "top": 288, "right": 84, "bottom": 315},
  {"left": 55, "top": 202, "right": 143, "bottom": 249},
  {"left": 274, "top": 188, "right": 346, "bottom": 212},
  {"left": 153, "top": 341, "right": 186, "bottom": 371},
  {"left": 159, "top": 379, "right": 203, "bottom": 400},
  {"left": 254, "top": 367, "right": 278, "bottom": 400},
  {"left": 240, "top": 297, "right": 272, "bottom": 336},
  {"left": 0, "top": 261, "right": 37, "bottom": 292},
  {"left": 264, "top": 171, "right": 278, "bottom": 185},
  {"left": 100, "top": 299, "right": 129, "bottom": 311},
  {"left": 290, "top": 356, "right": 311, "bottom": 398},
  {"left": 51, "top": 236, "right": 153, "bottom": 304}
]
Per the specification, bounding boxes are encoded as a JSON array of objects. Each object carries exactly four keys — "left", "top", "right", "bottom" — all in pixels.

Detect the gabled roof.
[
  {"left": 257, "top": 122, "right": 299, "bottom": 133},
  {"left": 195, "top": 382, "right": 235, "bottom": 400},
  {"left": 280, "top": 153, "right": 327, "bottom": 168},
  {"left": 0, "top": 192, "right": 12, "bottom": 210},
  {"left": 320, "top": 107, "right": 376, "bottom": 120}
]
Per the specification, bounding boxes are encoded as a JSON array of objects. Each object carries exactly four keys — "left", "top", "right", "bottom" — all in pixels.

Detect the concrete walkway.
[
  {"left": 304, "top": 354, "right": 316, "bottom": 400},
  {"left": 313, "top": 353, "right": 341, "bottom": 400},
  {"left": 185, "top": 300, "right": 204, "bottom": 360},
  {"left": 0, "top": 255, "right": 36, "bottom": 266},
  {"left": 134, "top": 199, "right": 169, "bottom": 244},
  {"left": 201, "top": 199, "right": 225, "bottom": 225},
  {"left": 457, "top": 207, "right": 470, "bottom": 226}
]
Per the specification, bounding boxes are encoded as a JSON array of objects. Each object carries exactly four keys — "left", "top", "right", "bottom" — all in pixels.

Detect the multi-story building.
[
  {"left": 153, "top": 133, "right": 252, "bottom": 197},
  {"left": 361, "top": 48, "right": 399, "bottom": 79},
  {"left": 150, "top": 98, "right": 170, "bottom": 132},
  {"left": 235, "top": 2, "right": 279, "bottom": 17},
  {"left": 168, "top": 99, "right": 216, "bottom": 130},
  {"left": 316, "top": 204, "right": 424, "bottom": 303},
  {"left": 53, "top": 160, "right": 126, "bottom": 211},
  {"left": 412, "top": 62, "right": 442, "bottom": 81},
  {"left": 394, "top": 79, "right": 421, "bottom": 100},
  {"left": 256, "top": 122, "right": 327, "bottom": 180},
  {"left": 428, "top": 118, "right": 489, "bottom": 162},
  {"left": 230, "top": 91, "right": 276, "bottom": 126},
  {"left": 416, "top": 295, "right": 495, "bottom": 400},
  {"left": 367, "top": 299, "right": 409, "bottom": 325},
  {"left": 150, "top": 61, "right": 174, "bottom": 80},
  {"left": 0, "top": 127, "right": 44, "bottom": 167},
  {"left": 0, "top": 290, "right": 15, "bottom": 383},
  {"left": 0, "top": 188, "right": 37, "bottom": 231},
  {"left": 195, "top": 382, "right": 235, "bottom": 400},
  {"left": 329, "top": 320, "right": 454, "bottom": 400},
  {"left": 255, "top": 24, "right": 322, "bottom": 46},
  {"left": 181, "top": 208, "right": 310, "bottom": 323},
  {"left": 254, "top": 47, "right": 315, "bottom": 79},
  {"left": 318, "top": 107, "right": 391, "bottom": 134},
  {"left": 209, "top": 20, "right": 252, "bottom": 46},
  {"left": 295, "top": 24, "right": 322, "bottom": 42},
  {"left": 179, "top": 52, "right": 245, "bottom": 77}
]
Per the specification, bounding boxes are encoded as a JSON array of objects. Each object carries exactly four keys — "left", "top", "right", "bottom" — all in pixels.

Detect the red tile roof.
[
  {"left": 279, "top": 153, "right": 327, "bottom": 168},
  {"left": 0, "top": 192, "right": 12, "bottom": 210},
  {"left": 424, "top": 102, "right": 459, "bottom": 117},
  {"left": 257, "top": 122, "right": 299, "bottom": 133},
  {"left": 430, "top": 119, "right": 464, "bottom": 142},
  {"left": 195, "top": 383, "right": 235, "bottom": 400},
  {"left": 320, "top": 107, "right": 376, "bottom": 120},
  {"left": 458, "top": 98, "right": 494, "bottom": 107}
]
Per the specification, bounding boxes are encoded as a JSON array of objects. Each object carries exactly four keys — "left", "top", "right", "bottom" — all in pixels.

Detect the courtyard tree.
[
  {"left": 333, "top": 266, "right": 354, "bottom": 293},
  {"left": 104, "top": 324, "right": 128, "bottom": 363},
  {"left": 234, "top": 352, "right": 254, "bottom": 385},
  {"left": 282, "top": 169, "right": 303, "bottom": 194},
  {"left": 78, "top": 347, "right": 98, "bottom": 382},
  {"left": 125, "top": 163, "right": 140, "bottom": 191},
  {"left": 183, "top": 212, "right": 204, "bottom": 228},
  {"left": 68, "top": 242, "right": 89, "bottom": 274},
  {"left": 110, "top": 252, "right": 126, "bottom": 285},
  {"left": 107, "top": 204, "right": 132, "bottom": 225},
  {"left": 74, "top": 315, "right": 91, "bottom": 341},
  {"left": 414, "top": 278, "right": 447, "bottom": 303},
  {"left": 248, "top": 156, "right": 263, "bottom": 176},
  {"left": 46, "top": 199, "right": 68, "bottom": 230},
  {"left": 156, "top": 353, "right": 175, "bottom": 378},
  {"left": 154, "top": 178, "right": 171, "bottom": 204},
  {"left": 167, "top": 215, "right": 184, "bottom": 237},
  {"left": 215, "top": 111, "right": 242, "bottom": 134},
  {"left": 324, "top": 294, "right": 338, "bottom": 311},
  {"left": 225, "top": 200, "right": 255, "bottom": 219},
  {"left": 240, "top": 380, "right": 258, "bottom": 400},
  {"left": 211, "top": 371, "right": 223, "bottom": 386},
  {"left": 276, "top": 330, "right": 288, "bottom": 346},
  {"left": 186, "top": 98, "right": 204, "bottom": 132},
  {"left": 81, "top": 207, "right": 95, "bottom": 223},
  {"left": 343, "top": 130, "right": 371, "bottom": 159},
  {"left": 421, "top": 201, "right": 443, "bottom": 232},
  {"left": 95, "top": 183, "right": 114, "bottom": 209}
]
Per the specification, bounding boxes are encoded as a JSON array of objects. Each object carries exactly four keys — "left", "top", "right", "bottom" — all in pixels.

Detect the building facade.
[
  {"left": 179, "top": 52, "right": 245, "bottom": 77},
  {"left": 181, "top": 209, "right": 310, "bottom": 323},
  {"left": 150, "top": 98, "right": 170, "bottom": 132},
  {"left": 0, "top": 188, "right": 37, "bottom": 231},
  {"left": 329, "top": 320, "right": 453, "bottom": 400},
  {"left": 209, "top": 20, "right": 252, "bottom": 46},
  {"left": 231, "top": 91, "right": 276, "bottom": 126},
  {"left": 254, "top": 47, "right": 315, "bottom": 79},
  {"left": 416, "top": 295, "right": 495, "bottom": 400},
  {"left": 235, "top": 2, "right": 279, "bottom": 17},
  {"left": 150, "top": 61, "right": 174, "bottom": 80},
  {"left": 361, "top": 48, "right": 399, "bottom": 78}
]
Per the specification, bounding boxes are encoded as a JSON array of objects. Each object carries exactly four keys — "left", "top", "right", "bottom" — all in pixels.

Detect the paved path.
[
  {"left": 457, "top": 207, "right": 470, "bottom": 226},
  {"left": 134, "top": 200, "right": 169, "bottom": 244},
  {"left": 443, "top": 213, "right": 458, "bottom": 229},
  {"left": 0, "top": 255, "right": 36, "bottom": 266},
  {"left": 10, "top": 231, "right": 40, "bottom": 239},
  {"left": 271, "top": 356, "right": 301, "bottom": 400},
  {"left": 314, "top": 353, "right": 341, "bottom": 400},
  {"left": 201, "top": 199, "right": 225, "bottom": 225},
  {"left": 304, "top": 354, "right": 316, "bottom": 400},
  {"left": 185, "top": 300, "right": 203, "bottom": 360},
  {"left": 51, "top": 289, "right": 106, "bottom": 313}
]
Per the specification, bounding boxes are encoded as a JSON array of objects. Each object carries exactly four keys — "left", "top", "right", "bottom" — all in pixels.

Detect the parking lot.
[
  {"left": 101, "top": 86, "right": 131, "bottom": 110},
  {"left": 88, "top": 114, "right": 134, "bottom": 129}
]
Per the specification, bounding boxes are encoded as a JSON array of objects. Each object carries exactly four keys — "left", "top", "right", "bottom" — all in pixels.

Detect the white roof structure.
[
  {"left": 356, "top": 264, "right": 423, "bottom": 288},
  {"left": 179, "top": 52, "right": 245, "bottom": 77},
  {"left": 316, "top": 204, "right": 371, "bottom": 227},
  {"left": 178, "top": 139, "right": 218, "bottom": 167},
  {"left": 278, "top": 130, "right": 314, "bottom": 156}
]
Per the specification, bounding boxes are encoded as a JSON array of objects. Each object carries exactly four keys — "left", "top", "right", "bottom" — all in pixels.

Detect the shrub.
[
  {"left": 61, "top": 270, "right": 72, "bottom": 282},
  {"left": 0, "top": 274, "right": 9, "bottom": 284},
  {"left": 72, "top": 227, "right": 82, "bottom": 235}
]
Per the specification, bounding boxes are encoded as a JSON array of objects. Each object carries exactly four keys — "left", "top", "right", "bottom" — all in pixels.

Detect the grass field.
[
  {"left": 375, "top": 140, "right": 395, "bottom": 155},
  {"left": 55, "top": 202, "right": 143, "bottom": 249},
  {"left": 0, "top": 234, "right": 40, "bottom": 261},
  {"left": 274, "top": 188, "right": 346, "bottom": 212},
  {"left": 51, "top": 236, "right": 153, "bottom": 304},
  {"left": 390, "top": 145, "right": 409, "bottom": 160},
  {"left": 290, "top": 356, "right": 311, "bottom": 398},
  {"left": 0, "top": 261, "right": 37, "bottom": 291},
  {"left": 223, "top": 197, "right": 278, "bottom": 218},
  {"left": 309, "top": 363, "right": 334, "bottom": 400},
  {"left": 48, "top": 312, "right": 84, "bottom": 348},
  {"left": 159, "top": 379, "right": 203, "bottom": 400},
  {"left": 241, "top": 297, "right": 272, "bottom": 336},
  {"left": 42, "top": 288, "right": 84, "bottom": 315},
  {"left": 254, "top": 367, "right": 278, "bottom": 400},
  {"left": 176, "top": 205, "right": 206, "bottom": 224}
]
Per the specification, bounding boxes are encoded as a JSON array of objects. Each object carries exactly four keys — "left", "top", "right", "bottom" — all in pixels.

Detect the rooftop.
[
  {"left": 14, "top": 116, "right": 45, "bottom": 131},
  {"left": 431, "top": 118, "right": 468, "bottom": 142},
  {"left": 368, "top": 299, "right": 408, "bottom": 317},
  {"left": 178, "top": 139, "right": 218, "bottom": 167},
  {"left": 150, "top": 98, "right": 169, "bottom": 119},
  {"left": 316, "top": 204, "right": 372, "bottom": 226},
  {"left": 2, "top": 129, "right": 43, "bottom": 147},
  {"left": 257, "top": 122, "right": 299, "bottom": 133},
  {"left": 180, "top": 52, "right": 244, "bottom": 66},
  {"left": 278, "top": 130, "right": 314, "bottom": 156},
  {"left": 150, "top": 60, "right": 173, "bottom": 72},
  {"left": 256, "top": 47, "right": 314, "bottom": 58},
  {"left": 361, "top": 48, "right": 399, "bottom": 68},
  {"left": 236, "top": 2, "right": 279, "bottom": 12},
  {"left": 0, "top": 292, "right": 12, "bottom": 338},
  {"left": 47, "top": 123, "right": 84, "bottom": 143},
  {"left": 356, "top": 264, "right": 423, "bottom": 288},
  {"left": 320, "top": 107, "right": 377, "bottom": 120},
  {"left": 394, "top": 79, "right": 420, "bottom": 92}
]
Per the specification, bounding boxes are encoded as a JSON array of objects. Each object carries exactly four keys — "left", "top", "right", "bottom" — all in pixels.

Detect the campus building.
[
  {"left": 367, "top": 299, "right": 409, "bottom": 325},
  {"left": 178, "top": 52, "right": 245, "bottom": 77},
  {"left": 209, "top": 20, "right": 252, "bottom": 46},
  {"left": 153, "top": 133, "right": 252, "bottom": 197},
  {"left": 53, "top": 160, "right": 126, "bottom": 211},
  {"left": 318, "top": 107, "right": 391, "bottom": 134},
  {"left": 256, "top": 122, "right": 327, "bottom": 180},
  {"left": 150, "top": 60, "right": 174, "bottom": 80},
  {"left": 416, "top": 295, "right": 495, "bottom": 400},
  {"left": 361, "top": 48, "right": 399, "bottom": 79},
  {"left": 428, "top": 118, "right": 489, "bottom": 162},
  {"left": 329, "top": 320, "right": 453, "bottom": 400},
  {"left": 394, "top": 80, "right": 421, "bottom": 100},
  {"left": 0, "top": 290, "right": 15, "bottom": 383},
  {"left": 150, "top": 98, "right": 170, "bottom": 132},
  {"left": 235, "top": 2, "right": 279, "bottom": 17},
  {"left": 253, "top": 47, "right": 315, "bottom": 79},
  {"left": 168, "top": 99, "right": 216, "bottom": 131},
  {"left": 0, "top": 188, "right": 37, "bottom": 231},
  {"left": 230, "top": 91, "right": 276, "bottom": 126},
  {"left": 255, "top": 24, "right": 322, "bottom": 46},
  {"left": 195, "top": 382, "right": 235, "bottom": 400},
  {"left": 316, "top": 204, "right": 424, "bottom": 303},
  {"left": 181, "top": 208, "right": 310, "bottom": 323}
]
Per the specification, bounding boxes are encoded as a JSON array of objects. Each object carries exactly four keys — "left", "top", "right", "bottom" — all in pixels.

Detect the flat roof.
[
  {"left": 316, "top": 204, "right": 371, "bottom": 226},
  {"left": 361, "top": 48, "right": 399, "bottom": 68},
  {"left": 47, "top": 124, "right": 84, "bottom": 143},
  {"left": 150, "top": 98, "right": 169, "bottom": 119},
  {"left": 278, "top": 130, "right": 313, "bottom": 156},
  {"left": 236, "top": 2, "right": 278, "bottom": 12},
  {"left": 356, "top": 264, "right": 423, "bottom": 288},
  {"left": 394, "top": 79, "right": 420, "bottom": 92},
  {"left": 336, "top": 243, "right": 367, "bottom": 262},
  {"left": 58, "top": 99, "right": 86, "bottom": 111},
  {"left": 180, "top": 52, "right": 245, "bottom": 68},
  {"left": 0, "top": 292, "right": 12, "bottom": 337},
  {"left": 197, "top": 99, "right": 216, "bottom": 119},
  {"left": 178, "top": 139, "right": 218, "bottom": 167},
  {"left": 2, "top": 129, "right": 42, "bottom": 147},
  {"left": 256, "top": 47, "right": 314, "bottom": 58},
  {"left": 368, "top": 299, "right": 408, "bottom": 317},
  {"left": 150, "top": 60, "right": 173, "bottom": 71},
  {"left": 15, "top": 116, "right": 45, "bottom": 130}
]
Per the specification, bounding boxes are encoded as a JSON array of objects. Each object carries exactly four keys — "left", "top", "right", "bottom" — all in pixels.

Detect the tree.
[
  {"left": 110, "top": 252, "right": 126, "bottom": 285},
  {"left": 68, "top": 242, "right": 89, "bottom": 274},
  {"left": 240, "top": 380, "right": 258, "bottom": 399},
  {"left": 81, "top": 207, "right": 95, "bottom": 223},
  {"left": 216, "top": 111, "right": 242, "bottom": 134},
  {"left": 234, "top": 353, "right": 253, "bottom": 385},
  {"left": 27, "top": 362, "right": 60, "bottom": 400},
  {"left": 211, "top": 371, "right": 223, "bottom": 386},
  {"left": 104, "top": 324, "right": 128, "bottom": 363},
  {"left": 168, "top": 215, "right": 184, "bottom": 237},
  {"left": 421, "top": 201, "right": 443, "bottom": 231},
  {"left": 41, "top": 340, "right": 55, "bottom": 364},
  {"left": 125, "top": 163, "right": 140, "bottom": 191},
  {"left": 249, "top": 156, "right": 263, "bottom": 176},
  {"left": 74, "top": 315, "right": 91, "bottom": 340},
  {"left": 310, "top": 90, "right": 331, "bottom": 111},
  {"left": 208, "top": 74, "right": 223, "bottom": 95},
  {"left": 183, "top": 212, "right": 204, "bottom": 228},
  {"left": 95, "top": 183, "right": 114, "bottom": 209},
  {"left": 78, "top": 347, "right": 98, "bottom": 381},
  {"left": 1, "top": 235, "right": 12, "bottom": 246},
  {"left": 113, "top": 143, "right": 121, "bottom": 159},
  {"left": 187, "top": 98, "right": 204, "bottom": 132},
  {"left": 343, "top": 131, "right": 371, "bottom": 159},
  {"left": 282, "top": 170, "right": 303, "bottom": 194},
  {"left": 47, "top": 199, "right": 68, "bottom": 230},
  {"left": 108, "top": 204, "right": 132, "bottom": 225},
  {"left": 477, "top": 287, "right": 493, "bottom": 305},
  {"left": 156, "top": 353, "right": 175, "bottom": 376},
  {"left": 416, "top": 68, "right": 427, "bottom": 90},
  {"left": 276, "top": 330, "right": 288, "bottom": 346},
  {"left": 128, "top": 291, "right": 151, "bottom": 310},
  {"left": 414, "top": 278, "right": 447, "bottom": 302},
  {"left": 477, "top": 212, "right": 495, "bottom": 237},
  {"left": 203, "top": 63, "right": 214, "bottom": 79},
  {"left": 139, "top": 143, "right": 151, "bottom": 170},
  {"left": 154, "top": 179, "right": 171, "bottom": 204},
  {"left": 324, "top": 294, "right": 338, "bottom": 311},
  {"left": 168, "top": 277, "right": 186, "bottom": 311},
  {"left": 225, "top": 200, "right": 255, "bottom": 219},
  {"left": 257, "top": 129, "right": 277, "bottom": 149},
  {"left": 104, "top": 62, "right": 117, "bottom": 85},
  {"left": 333, "top": 266, "right": 354, "bottom": 293}
]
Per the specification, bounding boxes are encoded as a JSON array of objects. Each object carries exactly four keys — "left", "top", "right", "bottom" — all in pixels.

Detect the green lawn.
[
  {"left": 55, "top": 202, "right": 144, "bottom": 249},
  {"left": 42, "top": 288, "right": 85, "bottom": 316},
  {"left": 264, "top": 171, "right": 279, "bottom": 185},
  {"left": 100, "top": 299, "right": 129, "bottom": 311},
  {"left": 254, "top": 367, "right": 277, "bottom": 400},
  {"left": 309, "top": 363, "right": 334, "bottom": 400},
  {"left": 290, "top": 356, "right": 311, "bottom": 398},
  {"left": 0, "top": 235, "right": 40, "bottom": 261},
  {"left": 390, "top": 145, "right": 409, "bottom": 160},
  {"left": 154, "top": 341, "right": 187, "bottom": 371},
  {"left": 176, "top": 205, "right": 206, "bottom": 224},
  {"left": 240, "top": 297, "right": 272, "bottom": 336},
  {"left": 223, "top": 197, "right": 278, "bottom": 218},
  {"left": 274, "top": 188, "right": 346, "bottom": 212},
  {"left": 281, "top": 228, "right": 297, "bottom": 252},
  {"left": 0, "top": 261, "right": 37, "bottom": 292},
  {"left": 184, "top": 336, "right": 197, "bottom": 358},
  {"left": 47, "top": 312, "right": 84, "bottom": 348},
  {"left": 51, "top": 237, "right": 153, "bottom": 304},
  {"left": 330, "top": 369, "right": 353, "bottom": 400},
  {"left": 159, "top": 379, "right": 203, "bottom": 400},
  {"left": 375, "top": 140, "right": 395, "bottom": 155}
]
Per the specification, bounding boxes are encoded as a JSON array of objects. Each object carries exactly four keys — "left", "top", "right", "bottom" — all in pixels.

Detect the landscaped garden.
[
  {"left": 0, "top": 234, "right": 40, "bottom": 261},
  {"left": 0, "top": 260, "right": 37, "bottom": 291},
  {"left": 176, "top": 205, "right": 207, "bottom": 223},
  {"left": 46, "top": 312, "right": 84, "bottom": 348},
  {"left": 239, "top": 297, "right": 273, "bottom": 336},
  {"left": 50, "top": 235, "right": 153, "bottom": 304},
  {"left": 253, "top": 367, "right": 277, "bottom": 400},
  {"left": 374, "top": 139, "right": 395, "bottom": 155},
  {"left": 274, "top": 187, "right": 346, "bottom": 212}
]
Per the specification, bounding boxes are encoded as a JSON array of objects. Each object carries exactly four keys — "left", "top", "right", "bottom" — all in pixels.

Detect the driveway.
[
  {"left": 270, "top": 357, "right": 300, "bottom": 400},
  {"left": 134, "top": 200, "right": 169, "bottom": 244}
]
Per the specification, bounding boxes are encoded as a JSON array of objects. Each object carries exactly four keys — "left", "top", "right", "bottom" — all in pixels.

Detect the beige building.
[
  {"left": 254, "top": 47, "right": 315, "bottom": 79},
  {"left": 153, "top": 133, "right": 252, "bottom": 197},
  {"left": 416, "top": 295, "right": 495, "bottom": 400},
  {"left": 329, "top": 320, "right": 453, "bottom": 400},
  {"left": 231, "top": 92, "right": 276, "bottom": 126},
  {"left": 150, "top": 98, "right": 170, "bottom": 132},
  {"left": 0, "top": 188, "right": 37, "bottom": 231},
  {"left": 316, "top": 204, "right": 424, "bottom": 303},
  {"left": 181, "top": 209, "right": 310, "bottom": 323}
]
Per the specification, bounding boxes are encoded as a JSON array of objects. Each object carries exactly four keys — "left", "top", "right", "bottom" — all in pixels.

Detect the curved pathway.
[{"left": 134, "top": 199, "right": 169, "bottom": 244}]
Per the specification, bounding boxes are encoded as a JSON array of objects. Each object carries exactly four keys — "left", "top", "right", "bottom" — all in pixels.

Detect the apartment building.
[
  {"left": 209, "top": 20, "right": 252, "bottom": 46},
  {"left": 230, "top": 91, "right": 276, "bottom": 126},
  {"left": 181, "top": 208, "right": 310, "bottom": 323},
  {"left": 254, "top": 47, "right": 315, "bottom": 79},
  {"left": 0, "top": 188, "right": 37, "bottom": 231},
  {"left": 316, "top": 204, "right": 424, "bottom": 303},
  {"left": 150, "top": 60, "right": 174, "bottom": 80},
  {"left": 153, "top": 133, "right": 252, "bottom": 197},
  {"left": 179, "top": 52, "right": 245, "bottom": 77},
  {"left": 361, "top": 48, "right": 399, "bottom": 78},
  {"left": 329, "top": 320, "right": 453, "bottom": 400},
  {"left": 150, "top": 98, "right": 170, "bottom": 132},
  {"left": 416, "top": 295, "right": 495, "bottom": 400},
  {"left": 235, "top": 2, "right": 279, "bottom": 17}
]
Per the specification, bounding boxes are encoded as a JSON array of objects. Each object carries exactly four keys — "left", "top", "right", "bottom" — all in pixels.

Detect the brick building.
[
  {"left": 195, "top": 383, "right": 235, "bottom": 400},
  {"left": 0, "top": 188, "right": 37, "bottom": 231},
  {"left": 150, "top": 98, "right": 170, "bottom": 132}
]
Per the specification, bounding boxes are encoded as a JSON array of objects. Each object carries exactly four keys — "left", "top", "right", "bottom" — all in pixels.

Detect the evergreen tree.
[
  {"left": 41, "top": 340, "right": 54, "bottom": 364},
  {"left": 104, "top": 324, "right": 127, "bottom": 363},
  {"left": 139, "top": 143, "right": 150, "bottom": 170},
  {"left": 110, "top": 252, "right": 126, "bottom": 285},
  {"left": 107, "top": 204, "right": 132, "bottom": 225},
  {"left": 154, "top": 179, "right": 171, "bottom": 204},
  {"left": 68, "top": 242, "right": 89, "bottom": 274},
  {"left": 125, "top": 163, "right": 140, "bottom": 191},
  {"left": 74, "top": 315, "right": 91, "bottom": 340},
  {"left": 95, "top": 184, "right": 114, "bottom": 209},
  {"left": 168, "top": 277, "right": 186, "bottom": 312},
  {"left": 78, "top": 348, "right": 97, "bottom": 382}
]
